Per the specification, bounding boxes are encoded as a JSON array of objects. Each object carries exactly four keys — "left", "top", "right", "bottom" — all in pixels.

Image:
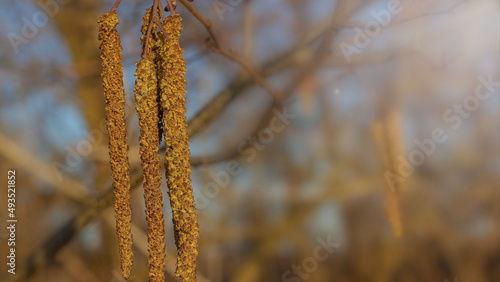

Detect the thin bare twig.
[
  {"left": 110, "top": 0, "right": 122, "bottom": 13},
  {"left": 210, "top": 45, "right": 283, "bottom": 102},
  {"left": 0, "top": 133, "right": 88, "bottom": 202},
  {"left": 165, "top": 0, "right": 177, "bottom": 15},
  {"left": 180, "top": 0, "right": 284, "bottom": 102},
  {"left": 154, "top": 17, "right": 169, "bottom": 41},
  {"left": 142, "top": 0, "right": 160, "bottom": 59},
  {"left": 158, "top": 0, "right": 166, "bottom": 22},
  {"left": 178, "top": 0, "right": 219, "bottom": 48}
]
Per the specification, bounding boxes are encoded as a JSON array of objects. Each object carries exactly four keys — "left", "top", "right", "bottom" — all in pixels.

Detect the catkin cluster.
[
  {"left": 156, "top": 15, "right": 199, "bottom": 282},
  {"left": 99, "top": 5, "right": 199, "bottom": 281},
  {"left": 372, "top": 108, "right": 405, "bottom": 238},
  {"left": 98, "top": 12, "right": 133, "bottom": 279}
]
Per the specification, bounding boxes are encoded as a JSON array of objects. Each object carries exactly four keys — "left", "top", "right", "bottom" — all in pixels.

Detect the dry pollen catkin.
[
  {"left": 98, "top": 12, "right": 133, "bottom": 279},
  {"left": 134, "top": 8, "right": 166, "bottom": 282},
  {"left": 157, "top": 14, "right": 199, "bottom": 282}
]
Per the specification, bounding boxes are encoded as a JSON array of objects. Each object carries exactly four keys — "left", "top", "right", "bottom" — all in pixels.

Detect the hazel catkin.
[
  {"left": 97, "top": 12, "right": 133, "bottom": 279},
  {"left": 133, "top": 8, "right": 166, "bottom": 282},
  {"left": 157, "top": 14, "right": 199, "bottom": 282}
]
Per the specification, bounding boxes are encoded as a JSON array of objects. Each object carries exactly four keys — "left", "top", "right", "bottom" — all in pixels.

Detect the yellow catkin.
[
  {"left": 372, "top": 108, "right": 404, "bottom": 237},
  {"left": 157, "top": 14, "right": 199, "bottom": 282},
  {"left": 134, "top": 9, "right": 166, "bottom": 282},
  {"left": 97, "top": 12, "right": 133, "bottom": 279},
  {"left": 141, "top": 8, "right": 165, "bottom": 146}
]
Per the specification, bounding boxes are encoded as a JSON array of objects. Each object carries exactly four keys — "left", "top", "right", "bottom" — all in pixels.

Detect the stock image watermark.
[
  {"left": 195, "top": 98, "right": 298, "bottom": 209},
  {"left": 6, "top": 170, "right": 17, "bottom": 275},
  {"left": 281, "top": 235, "right": 340, "bottom": 282},
  {"left": 338, "top": 0, "right": 445, "bottom": 63},
  {"left": 51, "top": 119, "right": 108, "bottom": 182},
  {"left": 384, "top": 74, "right": 499, "bottom": 191},
  {"left": 212, "top": 0, "right": 244, "bottom": 21},
  {"left": 339, "top": 0, "right": 403, "bottom": 62},
  {"left": 50, "top": 94, "right": 138, "bottom": 182},
  {"left": 7, "top": 0, "right": 68, "bottom": 53}
]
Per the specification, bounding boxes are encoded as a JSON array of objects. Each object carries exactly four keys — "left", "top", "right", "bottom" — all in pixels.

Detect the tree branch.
[
  {"left": 178, "top": 0, "right": 219, "bottom": 48},
  {"left": 110, "top": 0, "right": 122, "bottom": 13}
]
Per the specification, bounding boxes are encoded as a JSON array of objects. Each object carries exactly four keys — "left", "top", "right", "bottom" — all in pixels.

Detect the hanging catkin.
[
  {"left": 97, "top": 12, "right": 133, "bottom": 279},
  {"left": 134, "top": 8, "right": 166, "bottom": 282},
  {"left": 372, "top": 107, "right": 405, "bottom": 237},
  {"left": 157, "top": 14, "right": 199, "bottom": 281}
]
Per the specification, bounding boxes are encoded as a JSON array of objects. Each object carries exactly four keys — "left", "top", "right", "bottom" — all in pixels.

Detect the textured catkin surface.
[
  {"left": 97, "top": 12, "right": 133, "bottom": 279},
  {"left": 135, "top": 57, "right": 166, "bottom": 282},
  {"left": 157, "top": 14, "right": 199, "bottom": 282},
  {"left": 134, "top": 9, "right": 166, "bottom": 282}
]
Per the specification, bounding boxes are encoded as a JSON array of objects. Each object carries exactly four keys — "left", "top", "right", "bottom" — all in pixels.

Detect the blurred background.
[{"left": 0, "top": 0, "right": 499, "bottom": 281}]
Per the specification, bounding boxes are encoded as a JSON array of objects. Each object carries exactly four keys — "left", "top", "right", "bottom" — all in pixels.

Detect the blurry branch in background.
[
  {"left": 340, "top": 0, "right": 469, "bottom": 29},
  {"left": 6, "top": 178, "right": 117, "bottom": 282},
  {"left": 0, "top": 133, "right": 88, "bottom": 202},
  {"left": 6, "top": 163, "right": 141, "bottom": 282},
  {"left": 325, "top": 0, "right": 470, "bottom": 66},
  {"left": 243, "top": 0, "right": 253, "bottom": 61},
  {"left": 230, "top": 156, "right": 372, "bottom": 282},
  {"left": 325, "top": 47, "right": 416, "bottom": 67},
  {"left": 190, "top": 66, "right": 347, "bottom": 169},
  {"left": 185, "top": 0, "right": 358, "bottom": 137},
  {"left": 180, "top": 0, "right": 284, "bottom": 102},
  {"left": 211, "top": 46, "right": 285, "bottom": 101},
  {"left": 49, "top": 0, "right": 110, "bottom": 192},
  {"left": 230, "top": 1, "right": 360, "bottom": 281},
  {"left": 178, "top": 0, "right": 220, "bottom": 48}
]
